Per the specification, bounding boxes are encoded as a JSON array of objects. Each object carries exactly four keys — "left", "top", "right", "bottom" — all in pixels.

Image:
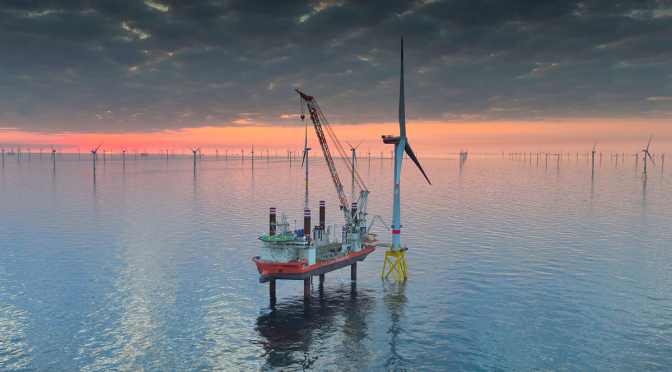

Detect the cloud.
[
  {"left": 0, "top": 0, "right": 671, "bottom": 134},
  {"left": 646, "top": 96, "right": 672, "bottom": 100}
]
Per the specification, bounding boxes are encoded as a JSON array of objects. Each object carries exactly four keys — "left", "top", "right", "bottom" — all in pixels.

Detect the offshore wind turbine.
[
  {"left": 553, "top": 150, "right": 561, "bottom": 167},
  {"left": 642, "top": 134, "right": 655, "bottom": 178},
  {"left": 251, "top": 145, "right": 255, "bottom": 167},
  {"left": 189, "top": 147, "right": 200, "bottom": 169},
  {"left": 383, "top": 37, "right": 431, "bottom": 258},
  {"left": 50, "top": 145, "right": 56, "bottom": 169},
  {"left": 591, "top": 142, "right": 596, "bottom": 172},
  {"left": 121, "top": 146, "right": 126, "bottom": 165},
  {"left": 1, "top": 144, "right": 3, "bottom": 164},
  {"left": 345, "top": 140, "right": 363, "bottom": 177},
  {"left": 91, "top": 142, "right": 102, "bottom": 176},
  {"left": 40, "top": 147, "right": 44, "bottom": 159},
  {"left": 301, "top": 119, "right": 311, "bottom": 190}
]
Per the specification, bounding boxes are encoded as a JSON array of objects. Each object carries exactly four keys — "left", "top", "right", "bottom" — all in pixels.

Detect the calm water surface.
[{"left": 1, "top": 153, "right": 671, "bottom": 371}]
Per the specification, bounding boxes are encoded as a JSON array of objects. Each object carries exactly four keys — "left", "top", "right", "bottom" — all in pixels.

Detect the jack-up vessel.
[{"left": 252, "top": 89, "right": 384, "bottom": 297}]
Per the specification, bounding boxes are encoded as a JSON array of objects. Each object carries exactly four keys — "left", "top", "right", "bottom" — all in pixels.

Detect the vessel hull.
[{"left": 253, "top": 247, "right": 375, "bottom": 283}]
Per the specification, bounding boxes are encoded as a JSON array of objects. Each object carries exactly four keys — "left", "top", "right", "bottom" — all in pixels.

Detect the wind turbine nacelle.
[{"left": 382, "top": 135, "right": 401, "bottom": 144}]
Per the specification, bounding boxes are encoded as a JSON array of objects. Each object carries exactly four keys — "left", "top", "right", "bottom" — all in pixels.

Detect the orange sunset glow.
[{"left": 2, "top": 118, "right": 671, "bottom": 155}]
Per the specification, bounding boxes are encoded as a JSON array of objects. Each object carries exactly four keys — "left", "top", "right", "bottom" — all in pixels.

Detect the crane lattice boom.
[
  {"left": 296, "top": 89, "right": 368, "bottom": 218},
  {"left": 296, "top": 89, "right": 348, "bottom": 211}
]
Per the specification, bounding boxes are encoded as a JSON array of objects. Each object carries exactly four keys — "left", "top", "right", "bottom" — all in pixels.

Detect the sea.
[{"left": 1, "top": 152, "right": 670, "bottom": 371}]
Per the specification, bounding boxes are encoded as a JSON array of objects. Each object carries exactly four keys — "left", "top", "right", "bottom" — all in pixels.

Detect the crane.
[{"left": 296, "top": 89, "right": 369, "bottom": 225}]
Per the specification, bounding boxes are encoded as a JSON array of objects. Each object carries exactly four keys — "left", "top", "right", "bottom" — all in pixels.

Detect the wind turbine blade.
[
  {"left": 404, "top": 141, "right": 431, "bottom": 185},
  {"left": 399, "top": 37, "right": 406, "bottom": 137},
  {"left": 189, "top": 147, "right": 194, "bottom": 151},
  {"left": 648, "top": 151, "right": 655, "bottom": 166},
  {"left": 95, "top": 142, "right": 103, "bottom": 152},
  {"left": 593, "top": 142, "right": 596, "bottom": 151},
  {"left": 646, "top": 134, "right": 652, "bottom": 151},
  {"left": 355, "top": 140, "right": 363, "bottom": 150},
  {"left": 345, "top": 140, "right": 353, "bottom": 149},
  {"left": 302, "top": 151, "right": 306, "bottom": 168}
]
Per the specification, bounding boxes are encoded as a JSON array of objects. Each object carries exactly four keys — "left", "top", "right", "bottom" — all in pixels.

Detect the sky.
[{"left": 1, "top": 0, "right": 672, "bottom": 154}]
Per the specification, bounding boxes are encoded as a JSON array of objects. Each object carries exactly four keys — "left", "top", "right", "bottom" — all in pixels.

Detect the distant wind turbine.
[
  {"left": 251, "top": 145, "right": 255, "bottom": 167},
  {"left": 642, "top": 134, "right": 655, "bottom": 178},
  {"left": 301, "top": 121, "right": 311, "bottom": 190},
  {"left": 345, "top": 140, "right": 363, "bottom": 177},
  {"left": 50, "top": 145, "right": 57, "bottom": 169},
  {"left": 91, "top": 142, "right": 102, "bottom": 176},
  {"left": 189, "top": 147, "right": 200, "bottom": 169}
]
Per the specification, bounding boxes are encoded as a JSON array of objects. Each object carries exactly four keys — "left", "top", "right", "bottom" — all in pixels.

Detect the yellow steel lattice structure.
[{"left": 382, "top": 250, "right": 407, "bottom": 281}]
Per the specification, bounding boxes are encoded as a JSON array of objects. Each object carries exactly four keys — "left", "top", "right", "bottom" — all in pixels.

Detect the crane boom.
[{"left": 296, "top": 89, "right": 349, "bottom": 213}]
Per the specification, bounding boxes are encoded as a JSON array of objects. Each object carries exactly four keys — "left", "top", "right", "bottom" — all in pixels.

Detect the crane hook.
[{"left": 300, "top": 97, "right": 305, "bottom": 121}]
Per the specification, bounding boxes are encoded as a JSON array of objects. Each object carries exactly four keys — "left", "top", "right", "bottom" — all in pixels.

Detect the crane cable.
[{"left": 311, "top": 99, "right": 367, "bottom": 192}]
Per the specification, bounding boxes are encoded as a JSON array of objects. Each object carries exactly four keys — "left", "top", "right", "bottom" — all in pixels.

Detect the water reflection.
[
  {"left": 0, "top": 264, "right": 33, "bottom": 370},
  {"left": 382, "top": 280, "right": 408, "bottom": 371},
  {"left": 82, "top": 207, "right": 179, "bottom": 370},
  {"left": 256, "top": 282, "right": 376, "bottom": 371}
]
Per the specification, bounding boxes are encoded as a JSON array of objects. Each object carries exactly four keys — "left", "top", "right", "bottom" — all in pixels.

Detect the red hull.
[{"left": 252, "top": 246, "right": 376, "bottom": 283}]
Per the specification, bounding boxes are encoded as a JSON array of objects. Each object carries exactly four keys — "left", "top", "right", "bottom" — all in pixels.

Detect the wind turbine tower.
[
  {"left": 189, "top": 147, "right": 200, "bottom": 169},
  {"left": 91, "top": 142, "right": 102, "bottom": 176},
  {"left": 381, "top": 38, "right": 431, "bottom": 280},
  {"left": 642, "top": 134, "right": 655, "bottom": 178},
  {"left": 251, "top": 145, "right": 255, "bottom": 167},
  {"left": 591, "top": 142, "right": 596, "bottom": 172},
  {"left": 50, "top": 145, "right": 56, "bottom": 169},
  {"left": 301, "top": 120, "right": 311, "bottom": 190},
  {"left": 346, "top": 140, "right": 363, "bottom": 177}
]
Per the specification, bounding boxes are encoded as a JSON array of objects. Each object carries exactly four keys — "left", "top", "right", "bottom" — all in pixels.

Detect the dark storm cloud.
[{"left": 0, "top": 0, "right": 671, "bottom": 133}]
